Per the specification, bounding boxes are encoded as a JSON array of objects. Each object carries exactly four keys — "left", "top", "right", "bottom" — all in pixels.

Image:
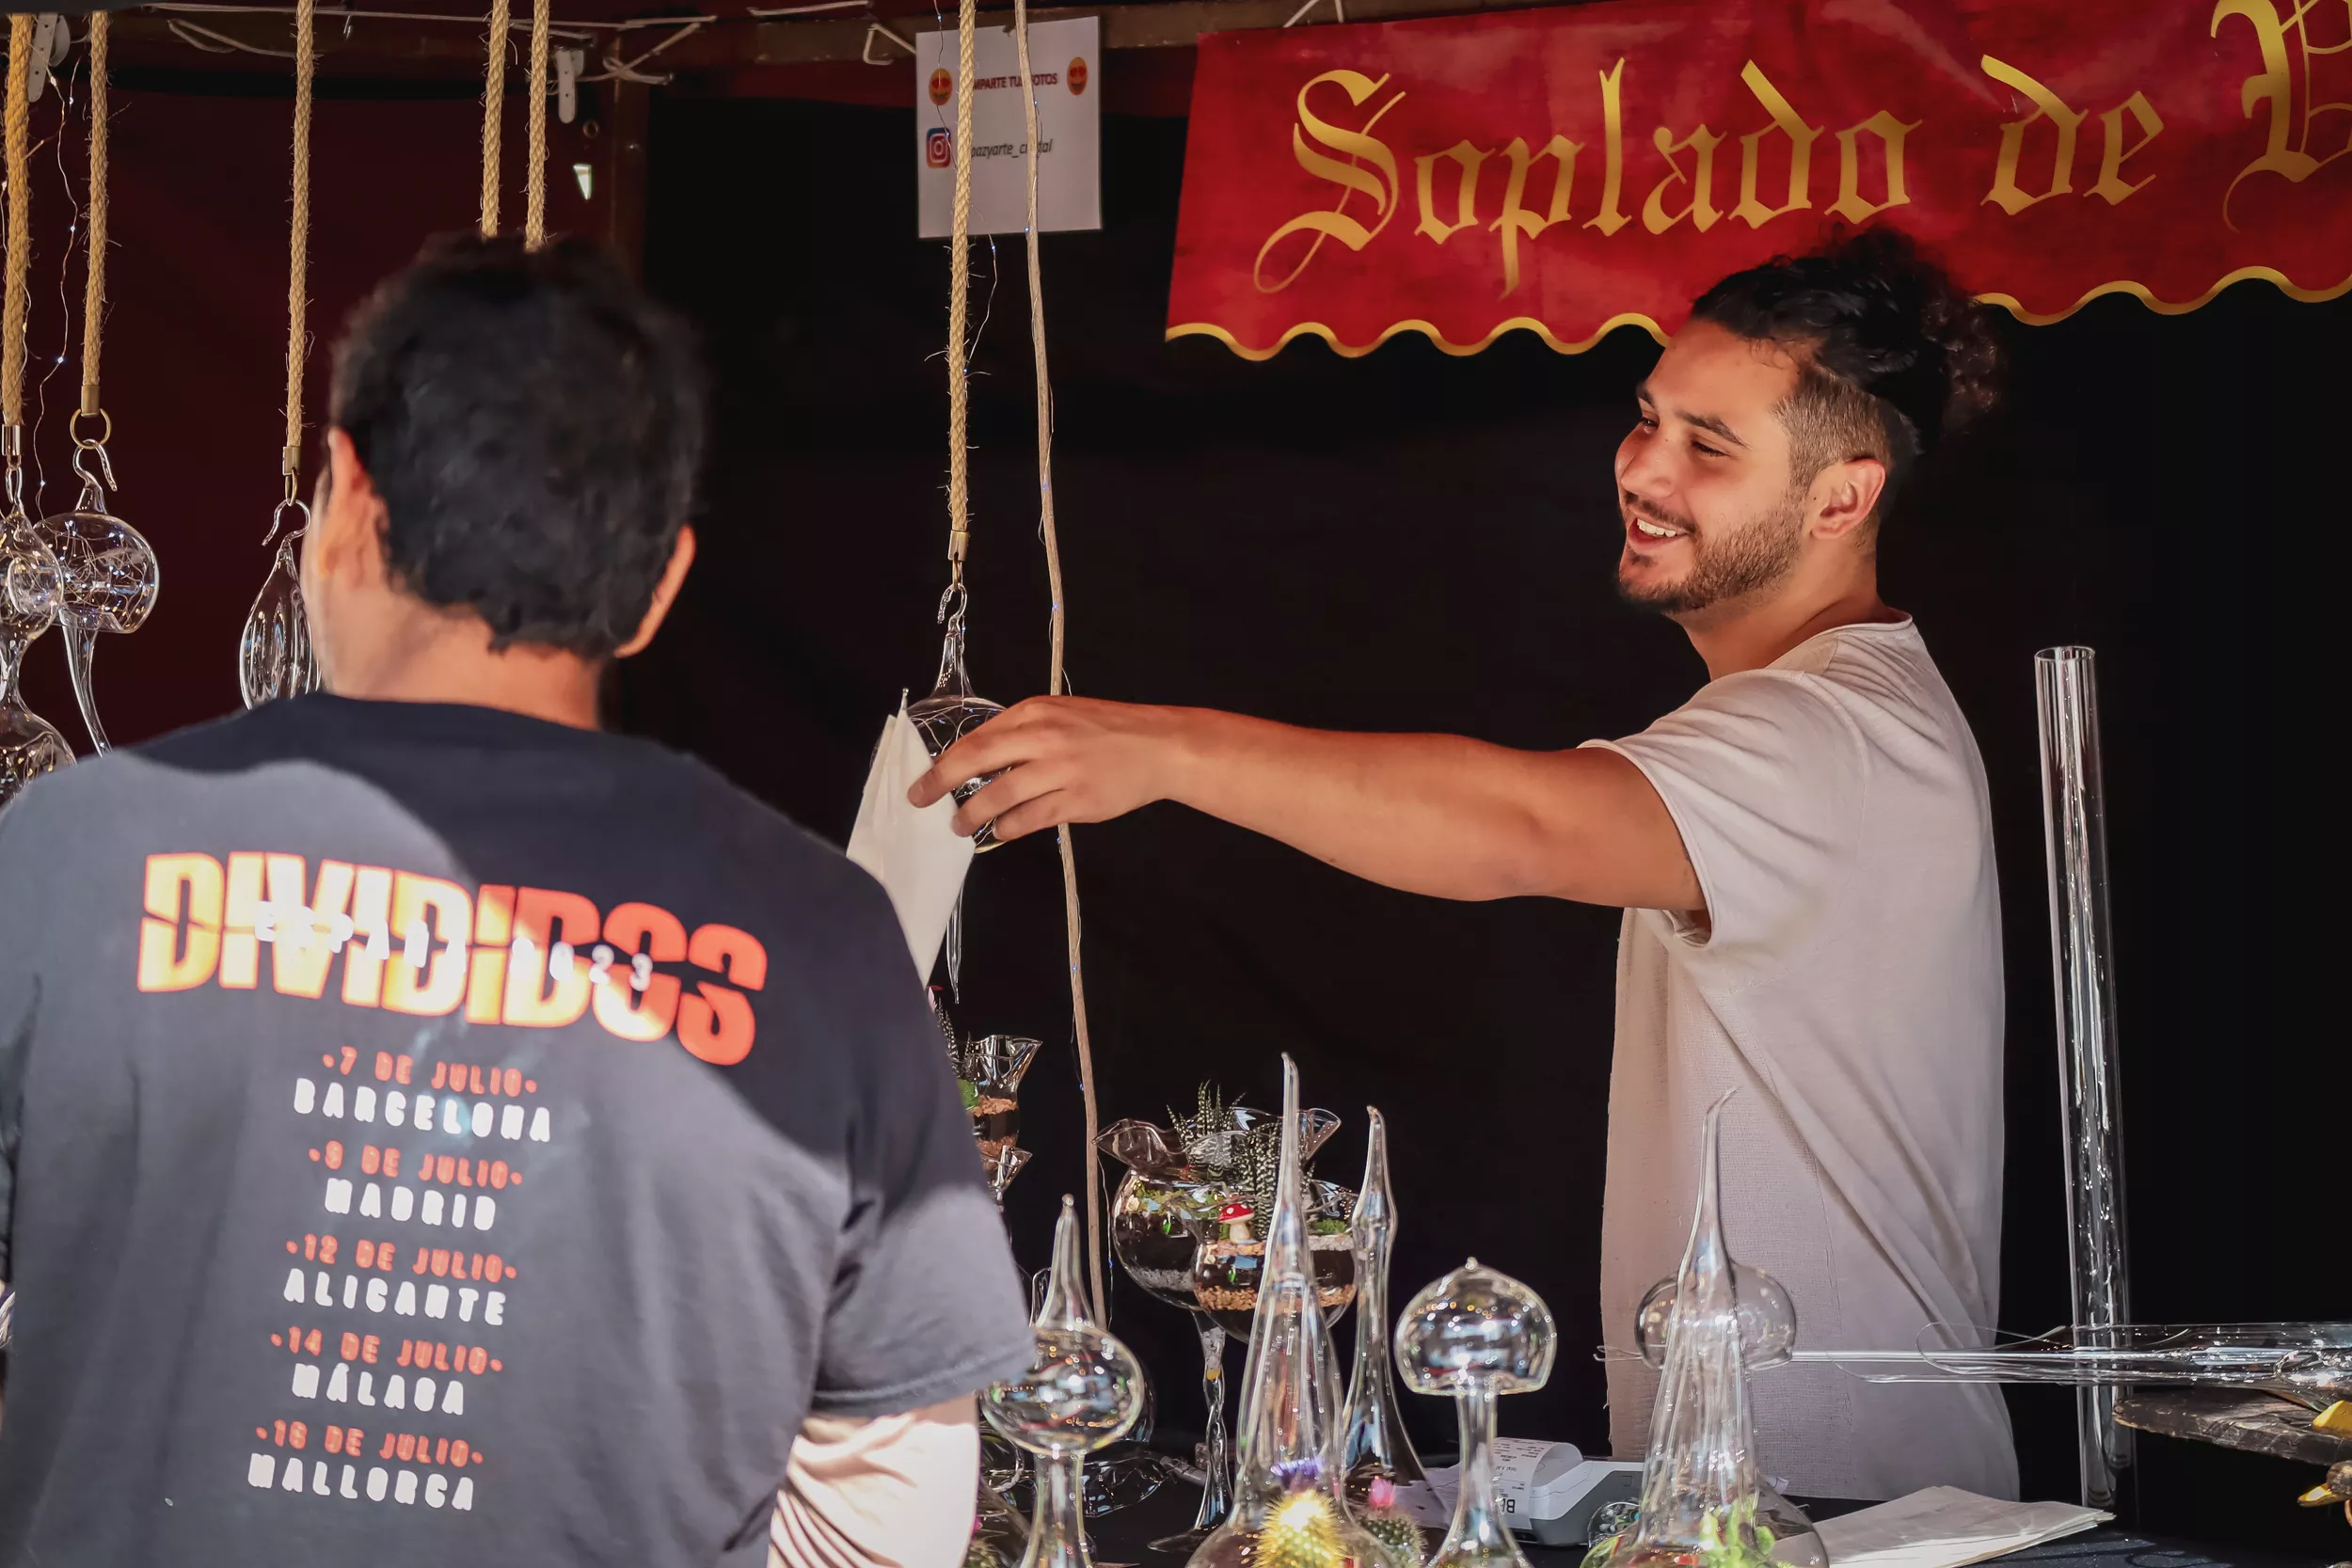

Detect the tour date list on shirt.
[{"left": 128, "top": 849, "right": 774, "bottom": 1518}]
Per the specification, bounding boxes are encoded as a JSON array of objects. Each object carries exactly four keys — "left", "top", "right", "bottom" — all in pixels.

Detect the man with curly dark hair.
[
  {"left": 916, "top": 229, "right": 2016, "bottom": 1498},
  {"left": 0, "top": 237, "right": 1031, "bottom": 1566}
]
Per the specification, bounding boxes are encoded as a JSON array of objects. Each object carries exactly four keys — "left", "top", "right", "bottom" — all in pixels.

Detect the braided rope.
[
  {"left": 5, "top": 14, "right": 35, "bottom": 432},
  {"left": 79, "top": 12, "right": 108, "bottom": 420},
  {"left": 481, "top": 0, "right": 509, "bottom": 234},
  {"left": 523, "top": 0, "right": 548, "bottom": 245},
  {"left": 943, "top": 0, "right": 975, "bottom": 568},
  {"left": 284, "top": 0, "right": 314, "bottom": 474}
]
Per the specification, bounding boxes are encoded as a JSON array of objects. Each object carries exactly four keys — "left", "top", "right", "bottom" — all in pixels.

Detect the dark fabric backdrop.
[{"left": 19, "top": 71, "right": 2334, "bottom": 1557}]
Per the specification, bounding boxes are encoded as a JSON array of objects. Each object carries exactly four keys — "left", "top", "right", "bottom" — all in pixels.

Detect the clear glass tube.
[
  {"left": 1787, "top": 1322, "right": 2352, "bottom": 1406},
  {"left": 2036, "top": 645, "right": 2132, "bottom": 1508}
]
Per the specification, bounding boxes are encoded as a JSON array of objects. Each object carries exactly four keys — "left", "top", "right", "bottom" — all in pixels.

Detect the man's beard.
[{"left": 1614, "top": 488, "right": 1804, "bottom": 616}]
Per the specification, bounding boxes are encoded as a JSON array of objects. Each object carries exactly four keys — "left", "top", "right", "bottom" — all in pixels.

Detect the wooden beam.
[
  {"left": 104, "top": 0, "right": 1565, "bottom": 79},
  {"left": 602, "top": 76, "right": 649, "bottom": 276}
]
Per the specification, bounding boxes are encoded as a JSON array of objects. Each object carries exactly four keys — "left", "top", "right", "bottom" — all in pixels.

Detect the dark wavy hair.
[
  {"left": 328, "top": 234, "right": 707, "bottom": 657},
  {"left": 1692, "top": 228, "right": 2002, "bottom": 515}
]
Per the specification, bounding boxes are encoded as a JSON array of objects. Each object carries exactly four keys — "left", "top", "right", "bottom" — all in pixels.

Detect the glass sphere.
[
  {"left": 1632, "top": 1261, "right": 1797, "bottom": 1370},
  {"left": 1396, "top": 1258, "right": 1556, "bottom": 1396},
  {"left": 1, "top": 515, "right": 58, "bottom": 642},
  {"left": 40, "top": 496, "right": 158, "bottom": 634}
]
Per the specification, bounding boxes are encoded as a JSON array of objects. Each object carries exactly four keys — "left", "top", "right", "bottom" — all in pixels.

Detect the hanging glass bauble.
[
  {"left": 35, "top": 448, "right": 158, "bottom": 752},
  {"left": 906, "top": 585, "right": 1006, "bottom": 848},
  {"left": 239, "top": 501, "right": 322, "bottom": 708},
  {"left": 1184, "top": 1056, "right": 1409, "bottom": 1568},
  {"left": 1, "top": 491, "right": 71, "bottom": 805},
  {"left": 1586, "top": 1093, "right": 1825, "bottom": 1568}
]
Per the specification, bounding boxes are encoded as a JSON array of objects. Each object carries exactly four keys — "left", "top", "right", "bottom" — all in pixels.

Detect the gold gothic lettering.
[
  {"left": 1731, "top": 62, "right": 1822, "bottom": 228},
  {"left": 1415, "top": 140, "right": 1492, "bottom": 243},
  {"left": 2090, "top": 91, "right": 2164, "bottom": 203},
  {"left": 1253, "top": 70, "right": 1407, "bottom": 293},
  {"left": 1644, "top": 123, "right": 1724, "bottom": 232},
  {"left": 1490, "top": 135, "right": 1581, "bottom": 294},
  {"left": 1828, "top": 110, "right": 1921, "bottom": 221},
  {"left": 1981, "top": 54, "right": 2086, "bottom": 214},
  {"left": 2210, "top": 0, "right": 2352, "bottom": 229},
  {"left": 1586, "top": 59, "right": 1632, "bottom": 236}
]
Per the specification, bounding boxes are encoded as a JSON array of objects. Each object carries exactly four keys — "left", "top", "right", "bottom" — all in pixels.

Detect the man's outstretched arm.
[{"left": 912, "top": 698, "right": 1699, "bottom": 911}]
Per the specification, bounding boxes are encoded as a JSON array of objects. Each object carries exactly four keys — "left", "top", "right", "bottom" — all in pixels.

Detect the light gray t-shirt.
[{"left": 1587, "top": 619, "right": 2016, "bottom": 1501}]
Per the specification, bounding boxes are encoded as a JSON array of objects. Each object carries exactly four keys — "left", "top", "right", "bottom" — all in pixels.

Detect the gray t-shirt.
[
  {"left": 1587, "top": 620, "right": 2016, "bottom": 1501},
  {"left": 0, "top": 695, "right": 1031, "bottom": 1565}
]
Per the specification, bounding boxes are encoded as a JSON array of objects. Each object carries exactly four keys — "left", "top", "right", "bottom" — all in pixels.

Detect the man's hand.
[{"left": 908, "top": 696, "right": 1188, "bottom": 845}]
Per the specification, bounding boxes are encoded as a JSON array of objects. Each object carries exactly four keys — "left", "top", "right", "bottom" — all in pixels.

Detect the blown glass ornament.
[
  {"left": 35, "top": 449, "right": 158, "bottom": 752},
  {"left": 1341, "top": 1106, "right": 1423, "bottom": 1497},
  {"left": 1397, "top": 1259, "right": 1555, "bottom": 1568},
  {"left": 1184, "top": 1057, "right": 1407, "bottom": 1568},
  {"left": 982, "top": 1195, "right": 1146, "bottom": 1568},
  {"left": 1587, "top": 1093, "right": 1824, "bottom": 1568},
  {"left": 239, "top": 499, "right": 322, "bottom": 708},
  {"left": 0, "top": 470, "right": 71, "bottom": 805}
]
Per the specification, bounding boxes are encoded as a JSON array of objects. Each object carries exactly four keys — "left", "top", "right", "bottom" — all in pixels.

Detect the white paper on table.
[
  {"left": 846, "top": 699, "right": 975, "bottom": 981},
  {"left": 1815, "top": 1486, "right": 2110, "bottom": 1568}
]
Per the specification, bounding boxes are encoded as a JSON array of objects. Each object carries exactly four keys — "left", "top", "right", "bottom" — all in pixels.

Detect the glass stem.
[
  {"left": 1022, "top": 1451, "right": 1089, "bottom": 1568},
  {"left": 63, "top": 617, "right": 108, "bottom": 754},
  {"left": 1194, "top": 1314, "right": 1232, "bottom": 1528},
  {"left": 1443, "top": 1380, "right": 1518, "bottom": 1560}
]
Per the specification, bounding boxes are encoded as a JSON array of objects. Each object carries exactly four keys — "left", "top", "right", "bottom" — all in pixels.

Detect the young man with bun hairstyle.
[
  {"left": 915, "top": 229, "right": 2016, "bottom": 1498},
  {"left": 0, "top": 237, "right": 1030, "bottom": 1566}
]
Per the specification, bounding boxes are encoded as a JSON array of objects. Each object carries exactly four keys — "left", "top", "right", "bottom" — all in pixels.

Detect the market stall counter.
[{"left": 1088, "top": 1482, "right": 2328, "bottom": 1568}]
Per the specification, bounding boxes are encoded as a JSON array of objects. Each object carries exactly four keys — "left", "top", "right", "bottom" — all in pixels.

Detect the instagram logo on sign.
[{"left": 925, "top": 127, "right": 951, "bottom": 168}]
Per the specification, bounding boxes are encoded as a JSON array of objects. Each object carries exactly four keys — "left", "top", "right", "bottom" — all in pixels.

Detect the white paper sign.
[{"left": 915, "top": 15, "right": 1101, "bottom": 237}]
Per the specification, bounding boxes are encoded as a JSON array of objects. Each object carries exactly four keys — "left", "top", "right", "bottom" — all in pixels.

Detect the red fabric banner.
[{"left": 1167, "top": 0, "right": 2352, "bottom": 356}]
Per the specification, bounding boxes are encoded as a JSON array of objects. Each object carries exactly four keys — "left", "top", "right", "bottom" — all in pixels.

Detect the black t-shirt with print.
[{"left": 0, "top": 695, "right": 1030, "bottom": 1566}]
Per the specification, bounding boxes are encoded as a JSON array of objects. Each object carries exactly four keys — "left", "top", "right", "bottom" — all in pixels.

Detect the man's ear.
[
  {"left": 614, "top": 525, "right": 696, "bottom": 659},
  {"left": 1806, "top": 455, "right": 1888, "bottom": 542},
  {"left": 314, "top": 429, "right": 392, "bottom": 589}
]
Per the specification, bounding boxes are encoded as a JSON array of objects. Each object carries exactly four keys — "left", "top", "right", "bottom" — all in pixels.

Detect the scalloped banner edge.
[{"left": 1167, "top": 265, "right": 2352, "bottom": 360}]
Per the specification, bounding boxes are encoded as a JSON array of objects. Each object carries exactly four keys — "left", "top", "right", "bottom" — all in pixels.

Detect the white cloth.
[
  {"left": 846, "top": 703, "right": 975, "bottom": 982},
  {"left": 1585, "top": 619, "right": 2015, "bottom": 1501},
  {"left": 1815, "top": 1486, "right": 2108, "bottom": 1568}
]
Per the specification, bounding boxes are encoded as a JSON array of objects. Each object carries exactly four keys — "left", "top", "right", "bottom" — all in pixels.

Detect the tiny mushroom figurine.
[
  {"left": 1218, "top": 1200, "right": 1256, "bottom": 1243},
  {"left": 1397, "top": 1259, "right": 1557, "bottom": 1568}
]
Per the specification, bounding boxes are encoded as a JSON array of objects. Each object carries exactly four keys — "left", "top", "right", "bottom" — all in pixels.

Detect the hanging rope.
[
  {"left": 480, "top": 0, "right": 509, "bottom": 234},
  {"left": 78, "top": 12, "right": 109, "bottom": 426},
  {"left": 523, "top": 0, "right": 549, "bottom": 246},
  {"left": 942, "top": 0, "right": 975, "bottom": 584},
  {"left": 283, "top": 0, "right": 314, "bottom": 499},
  {"left": 5, "top": 14, "right": 35, "bottom": 445},
  {"left": 1010, "top": 0, "right": 1104, "bottom": 1324}
]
